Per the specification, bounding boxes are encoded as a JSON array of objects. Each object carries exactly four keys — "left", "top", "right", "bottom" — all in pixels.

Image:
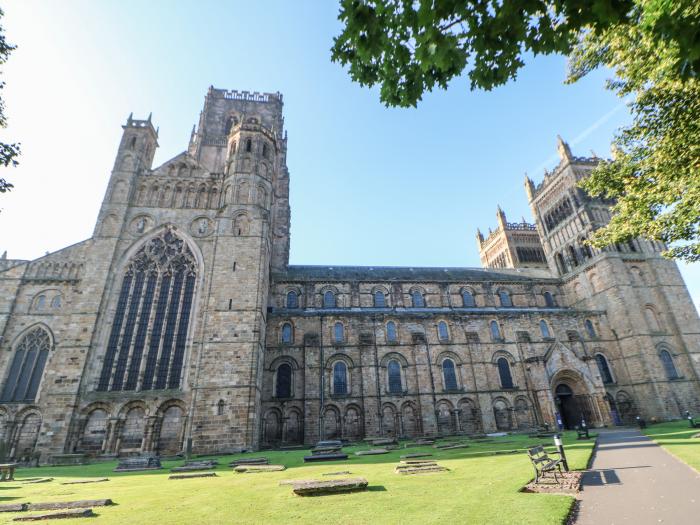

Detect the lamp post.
[{"left": 553, "top": 434, "right": 569, "bottom": 472}]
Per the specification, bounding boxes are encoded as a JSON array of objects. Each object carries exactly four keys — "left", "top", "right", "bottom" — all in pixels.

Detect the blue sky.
[{"left": 1, "top": 0, "right": 698, "bottom": 309}]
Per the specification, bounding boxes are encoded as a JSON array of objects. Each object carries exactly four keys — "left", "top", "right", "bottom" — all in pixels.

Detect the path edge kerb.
[{"left": 644, "top": 430, "right": 700, "bottom": 477}]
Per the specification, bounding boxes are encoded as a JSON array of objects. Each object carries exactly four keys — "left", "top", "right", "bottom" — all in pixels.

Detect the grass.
[
  {"left": 642, "top": 420, "right": 700, "bottom": 472},
  {"left": 0, "top": 432, "right": 595, "bottom": 525}
]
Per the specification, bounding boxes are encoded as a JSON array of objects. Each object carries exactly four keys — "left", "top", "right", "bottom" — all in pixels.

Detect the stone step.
[
  {"left": 228, "top": 457, "right": 269, "bottom": 467},
  {"left": 395, "top": 465, "right": 448, "bottom": 475},
  {"left": 400, "top": 453, "right": 433, "bottom": 459},
  {"left": 291, "top": 477, "right": 368, "bottom": 496},
  {"left": 13, "top": 509, "right": 95, "bottom": 521},
  {"left": 399, "top": 460, "right": 437, "bottom": 465}
]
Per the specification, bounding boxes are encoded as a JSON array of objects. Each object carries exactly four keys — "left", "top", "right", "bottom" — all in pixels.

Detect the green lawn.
[
  {"left": 0, "top": 432, "right": 594, "bottom": 525},
  {"left": 642, "top": 420, "right": 700, "bottom": 472}
]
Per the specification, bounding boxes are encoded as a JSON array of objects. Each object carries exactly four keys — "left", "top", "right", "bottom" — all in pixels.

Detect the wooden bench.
[
  {"left": 577, "top": 427, "right": 590, "bottom": 439},
  {"left": 526, "top": 446, "right": 563, "bottom": 484},
  {"left": 0, "top": 463, "right": 18, "bottom": 482}
]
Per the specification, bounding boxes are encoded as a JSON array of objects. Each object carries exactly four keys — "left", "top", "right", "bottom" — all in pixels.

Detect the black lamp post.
[{"left": 553, "top": 434, "right": 569, "bottom": 472}]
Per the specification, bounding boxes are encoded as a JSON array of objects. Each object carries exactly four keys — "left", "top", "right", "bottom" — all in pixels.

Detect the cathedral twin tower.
[{"left": 0, "top": 87, "right": 698, "bottom": 461}]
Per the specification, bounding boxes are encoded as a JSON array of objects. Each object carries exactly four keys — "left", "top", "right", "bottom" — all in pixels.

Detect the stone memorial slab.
[
  {"left": 228, "top": 457, "right": 268, "bottom": 467},
  {"left": 400, "top": 453, "right": 432, "bottom": 459},
  {"left": 311, "top": 447, "right": 342, "bottom": 455},
  {"left": 439, "top": 444, "right": 469, "bottom": 450},
  {"left": 233, "top": 464, "right": 286, "bottom": 473},
  {"left": 291, "top": 477, "right": 368, "bottom": 496},
  {"left": 13, "top": 509, "right": 95, "bottom": 521},
  {"left": 354, "top": 449, "right": 388, "bottom": 456},
  {"left": 48, "top": 454, "right": 88, "bottom": 466},
  {"left": 114, "top": 455, "right": 162, "bottom": 472},
  {"left": 303, "top": 453, "right": 348, "bottom": 463},
  {"left": 316, "top": 440, "right": 343, "bottom": 448},
  {"left": 60, "top": 478, "right": 109, "bottom": 485},
  {"left": 0, "top": 504, "right": 28, "bottom": 513},
  {"left": 371, "top": 438, "right": 396, "bottom": 446},
  {"left": 169, "top": 472, "right": 217, "bottom": 480},
  {"left": 171, "top": 460, "right": 217, "bottom": 473},
  {"left": 27, "top": 500, "right": 113, "bottom": 511},
  {"left": 21, "top": 478, "right": 53, "bottom": 484},
  {"left": 395, "top": 465, "right": 447, "bottom": 475},
  {"left": 400, "top": 460, "right": 437, "bottom": 466},
  {"left": 322, "top": 471, "right": 351, "bottom": 476}
]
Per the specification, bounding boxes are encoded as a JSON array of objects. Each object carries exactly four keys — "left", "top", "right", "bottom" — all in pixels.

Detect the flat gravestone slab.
[
  {"left": 229, "top": 457, "right": 268, "bottom": 467},
  {"left": 371, "top": 438, "right": 396, "bottom": 446},
  {"left": 322, "top": 471, "right": 351, "bottom": 476},
  {"left": 171, "top": 464, "right": 216, "bottom": 473},
  {"left": 279, "top": 479, "right": 317, "bottom": 486},
  {"left": 291, "top": 477, "right": 368, "bottom": 496},
  {"left": 311, "top": 447, "right": 342, "bottom": 455},
  {"left": 0, "top": 504, "right": 27, "bottom": 513},
  {"left": 400, "top": 453, "right": 432, "bottom": 459},
  {"left": 354, "top": 449, "right": 388, "bottom": 456},
  {"left": 27, "top": 500, "right": 113, "bottom": 511},
  {"left": 414, "top": 439, "right": 435, "bottom": 445},
  {"left": 303, "top": 453, "right": 348, "bottom": 463},
  {"left": 60, "top": 478, "right": 109, "bottom": 485},
  {"left": 48, "top": 454, "right": 88, "bottom": 466},
  {"left": 21, "top": 478, "right": 53, "bottom": 484},
  {"left": 400, "top": 460, "right": 437, "bottom": 466},
  {"left": 234, "top": 465, "right": 285, "bottom": 473},
  {"left": 13, "top": 509, "right": 95, "bottom": 521},
  {"left": 395, "top": 465, "right": 447, "bottom": 475},
  {"left": 439, "top": 444, "right": 469, "bottom": 450},
  {"left": 114, "top": 455, "right": 162, "bottom": 472},
  {"left": 433, "top": 442, "right": 460, "bottom": 449},
  {"left": 316, "top": 440, "right": 343, "bottom": 448},
  {"left": 169, "top": 472, "right": 217, "bottom": 480}
]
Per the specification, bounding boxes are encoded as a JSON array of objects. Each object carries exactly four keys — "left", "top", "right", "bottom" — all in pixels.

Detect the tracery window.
[
  {"left": 1, "top": 327, "right": 51, "bottom": 403},
  {"left": 442, "top": 358, "right": 458, "bottom": 390},
  {"left": 386, "top": 321, "right": 398, "bottom": 343},
  {"left": 275, "top": 364, "right": 292, "bottom": 398},
  {"left": 388, "top": 360, "right": 402, "bottom": 393},
  {"left": 462, "top": 290, "right": 475, "bottom": 307},
  {"left": 333, "top": 361, "right": 348, "bottom": 395},
  {"left": 497, "top": 358, "right": 514, "bottom": 389},
  {"left": 595, "top": 354, "right": 614, "bottom": 384},
  {"left": 97, "top": 229, "right": 197, "bottom": 392},
  {"left": 286, "top": 290, "right": 298, "bottom": 309},
  {"left": 374, "top": 290, "right": 386, "bottom": 307}
]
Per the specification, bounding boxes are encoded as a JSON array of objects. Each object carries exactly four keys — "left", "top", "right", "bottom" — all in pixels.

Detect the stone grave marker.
[
  {"left": 114, "top": 454, "right": 162, "bottom": 472},
  {"left": 291, "top": 477, "right": 368, "bottom": 496}
]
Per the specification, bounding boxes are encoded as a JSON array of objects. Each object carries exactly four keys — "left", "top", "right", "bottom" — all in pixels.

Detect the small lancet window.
[
  {"left": 442, "top": 359, "right": 458, "bottom": 390},
  {"left": 595, "top": 354, "right": 614, "bottom": 384},
  {"left": 262, "top": 143, "right": 268, "bottom": 158},
  {"left": 437, "top": 321, "right": 449, "bottom": 341},
  {"left": 497, "top": 357, "right": 514, "bottom": 389},
  {"left": 333, "top": 322, "right": 344, "bottom": 343},
  {"left": 323, "top": 291, "right": 336, "bottom": 308},
  {"left": 585, "top": 319, "right": 597, "bottom": 338},
  {"left": 386, "top": 321, "right": 398, "bottom": 343},
  {"left": 286, "top": 290, "right": 298, "bottom": 309},
  {"left": 217, "top": 399, "right": 225, "bottom": 416},
  {"left": 462, "top": 290, "right": 475, "bottom": 307},
  {"left": 281, "top": 322, "right": 293, "bottom": 344},
  {"left": 388, "top": 360, "right": 402, "bottom": 393},
  {"left": 540, "top": 320, "right": 551, "bottom": 339},
  {"left": 411, "top": 290, "right": 425, "bottom": 308},
  {"left": 36, "top": 295, "right": 46, "bottom": 310},
  {"left": 129, "top": 136, "right": 137, "bottom": 149},
  {"left": 490, "top": 320, "right": 502, "bottom": 340},
  {"left": 498, "top": 291, "right": 512, "bottom": 307},
  {"left": 543, "top": 292, "right": 555, "bottom": 307},
  {"left": 245, "top": 138, "right": 252, "bottom": 152},
  {"left": 374, "top": 290, "right": 386, "bottom": 307},
  {"left": 333, "top": 361, "right": 348, "bottom": 395}
]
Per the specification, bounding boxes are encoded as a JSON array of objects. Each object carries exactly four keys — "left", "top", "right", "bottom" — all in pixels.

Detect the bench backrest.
[{"left": 527, "top": 446, "right": 550, "bottom": 464}]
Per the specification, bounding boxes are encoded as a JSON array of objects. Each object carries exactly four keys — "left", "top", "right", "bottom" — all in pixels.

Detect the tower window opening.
[{"left": 245, "top": 138, "right": 252, "bottom": 152}]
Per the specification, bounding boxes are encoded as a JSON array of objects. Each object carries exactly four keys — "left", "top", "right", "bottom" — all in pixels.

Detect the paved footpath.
[{"left": 576, "top": 428, "right": 700, "bottom": 524}]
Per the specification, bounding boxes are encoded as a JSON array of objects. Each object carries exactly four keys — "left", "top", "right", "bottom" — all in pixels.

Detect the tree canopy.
[{"left": 0, "top": 7, "right": 19, "bottom": 196}]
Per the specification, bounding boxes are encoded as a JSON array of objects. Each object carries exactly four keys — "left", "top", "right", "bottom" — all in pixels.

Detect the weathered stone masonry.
[{"left": 0, "top": 87, "right": 698, "bottom": 460}]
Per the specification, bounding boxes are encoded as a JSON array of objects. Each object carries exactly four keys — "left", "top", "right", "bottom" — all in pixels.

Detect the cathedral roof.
[{"left": 276, "top": 265, "right": 556, "bottom": 283}]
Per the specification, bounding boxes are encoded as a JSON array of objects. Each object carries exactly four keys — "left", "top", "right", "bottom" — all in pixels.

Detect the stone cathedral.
[{"left": 1, "top": 87, "right": 699, "bottom": 462}]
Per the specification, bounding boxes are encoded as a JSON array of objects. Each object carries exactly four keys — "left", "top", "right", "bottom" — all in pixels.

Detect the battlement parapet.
[{"left": 208, "top": 87, "right": 283, "bottom": 104}]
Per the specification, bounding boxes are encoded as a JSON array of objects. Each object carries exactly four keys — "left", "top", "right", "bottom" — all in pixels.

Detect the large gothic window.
[
  {"left": 1, "top": 327, "right": 51, "bottom": 403},
  {"left": 97, "top": 229, "right": 198, "bottom": 392}
]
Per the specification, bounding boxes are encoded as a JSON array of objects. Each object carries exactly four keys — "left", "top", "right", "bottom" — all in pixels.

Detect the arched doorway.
[{"left": 555, "top": 384, "right": 581, "bottom": 429}]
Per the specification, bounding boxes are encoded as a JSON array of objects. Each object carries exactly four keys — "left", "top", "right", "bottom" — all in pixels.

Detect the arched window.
[
  {"left": 543, "top": 292, "right": 555, "bottom": 307},
  {"left": 442, "top": 359, "right": 458, "bottom": 390},
  {"left": 568, "top": 245, "right": 579, "bottom": 266},
  {"left": 556, "top": 252, "right": 567, "bottom": 274},
  {"left": 595, "top": 354, "right": 614, "bottom": 384},
  {"left": 498, "top": 291, "right": 512, "bottom": 307},
  {"left": 497, "top": 357, "right": 514, "bottom": 389},
  {"left": 275, "top": 364, "right": 292, "bottom": 398},
  {"left": 1, "top": 327, "right": 51, "bottom": 402},
  {"left": 374, "top": 290, "right": 386, "bottom": 307},
  {"left": 411, "top": 290, "right": 425, "bottom": 308},
  {"left": 50, "top": 295, "right": 62, "bottom": 308},
  {"left": 333, "top": 361, "right": 348, "bottom": 395},
  {"left": 323, "top": 291, "right": 336, "bottom": 308},
  {"left": 386, "top": 321, "right": 398, "bottom": 343},
  {"left": 644, "top": 306, "right": 661, "bottom": 332},
  {"left": 281, "top": 323, "right": 293, "bottom": 344},
  {"left": 659, "top": 349, "right": 679, "bottom": 380},
  {"left": 35, "top": 295, "right": 46, "bottom": 310},
  {"left": 129, "top": 136, "right": 137, "bottom": 149},
  {"left": 286, "top": 290, "right": 298, "bottom": 309},
  {"left": 217, "top": 399, "right": 225, "bottom": 416},
  {"left": 462, "top": 290, "right": 475, "bottom": 307},
  {"left": 333, "top": 322, "right": 344, "bottom": 343},
  {"left": 437, "top": 321, "right": 449, "bottom": 341},
  {"left": 97, "top": 229, "right": 198, "bottom": 392},
  {"left": 490, "top": 320, "right": 502, "bottom": 340},
  {"left": 262, "top": 143, "right": 268, "bottom": 158},
  {"left": 585, "top": 319, "right": 597, "bottom": 338},
  {"left": 539, "top": 320, "right": 551, "bottom": 339},
  {"left": 387, "top": 360, "right": 402, "bottom": 393},
  {"left": 245, "top": 138, "right": 252, "bottom": 152}
]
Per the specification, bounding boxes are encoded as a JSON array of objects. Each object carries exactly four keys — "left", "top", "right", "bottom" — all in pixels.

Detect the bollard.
[{"left": 553, "top": 434, "right": 569, "bottom": 472}]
